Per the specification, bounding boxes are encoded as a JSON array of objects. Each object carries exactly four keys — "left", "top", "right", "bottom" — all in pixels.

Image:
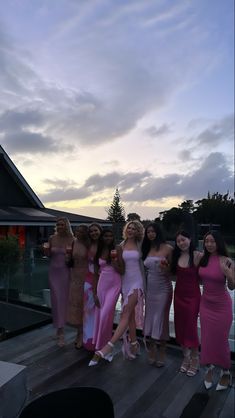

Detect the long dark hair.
[
  {"left": 94, "top": 229, "right": 116, "bottom": 266},
  {"left": 171, "top": 230, "right": 195, "bottom": 274},
  {"left": 88, "top": 223, "right": 103, "bottom": 242},
  {"left": 199, "top": 230, "right": 228, "bottom": 267},
  {"left": 141, "top": 222, "right": 165, "bottom": 261}
]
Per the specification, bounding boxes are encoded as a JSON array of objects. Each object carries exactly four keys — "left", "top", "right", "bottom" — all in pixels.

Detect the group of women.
[{"left": 43, "top": 218, "right": 235, "bottom": 392}]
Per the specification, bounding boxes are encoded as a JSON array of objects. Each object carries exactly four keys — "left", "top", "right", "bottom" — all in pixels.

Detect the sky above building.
[{"left": 0, "top": 0, "right": 234, "bottom": 220}]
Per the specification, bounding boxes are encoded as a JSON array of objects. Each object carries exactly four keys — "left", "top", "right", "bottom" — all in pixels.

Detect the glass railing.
[{"left": 0, "top": 247, "right": 234, "bottom": 353}]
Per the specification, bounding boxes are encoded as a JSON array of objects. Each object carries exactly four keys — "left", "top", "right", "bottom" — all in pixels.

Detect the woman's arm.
[
  {"left": 221, "top": 257, "right": 235, "bottom": 290},
  {"left": 193, "top": 250, "right": 203, "bottom": 267},
  {"left": 112, "top": 245, "right": 125, "bottom": 275},
  {"left": 93, "top": 263, "right": 100, "bottom": 307}
]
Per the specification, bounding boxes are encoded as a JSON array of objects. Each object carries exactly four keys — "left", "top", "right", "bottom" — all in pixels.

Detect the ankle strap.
[
  {"left": 130, "top": 340, "right": 138, "bottom": 346},
  {"left": 108, "top": 341, "right": 114, "bottom": 348}
]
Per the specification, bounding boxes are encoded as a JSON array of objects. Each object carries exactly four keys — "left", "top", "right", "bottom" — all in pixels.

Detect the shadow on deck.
[{"left": 0, "top": 324, "right": 234, "bottom": 418}]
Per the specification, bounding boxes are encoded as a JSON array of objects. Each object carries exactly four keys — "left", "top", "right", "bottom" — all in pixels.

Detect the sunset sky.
[{"left": 0, "top": 0, "right": 234, "bottom": 220}]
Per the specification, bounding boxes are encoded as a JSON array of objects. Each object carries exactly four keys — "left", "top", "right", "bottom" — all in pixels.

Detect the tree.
[
  {"left": 193, "top": 192, "right": 235, "bottom": 234},
  {"left": 106, "top": 188, "right": 125, "bottom": 222},
  {"left": 178, "top": 200, "right": 195, "bottom": 213},
  {"left": 126, "top": 212, "right": 141, "bottom": 222}
]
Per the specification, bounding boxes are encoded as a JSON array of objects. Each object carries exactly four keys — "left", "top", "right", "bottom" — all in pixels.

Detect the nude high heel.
[
  {"left": 122, "top": 334, "right": 136, "bottom": 360},
  {"left": 186, "top": 354, "right": 199, "bottom": 377},
  {"left": 204, "top": 364, "right": 215, "bottom": 389},
  {"left": 180, "top": 348, "right": 191, "bottom": 373},
  {"left": 216, "top": 369, "right": 232, "bottom": 391},
  {"left": 156, "top": 344, "right": 166, "bottom": 367}
]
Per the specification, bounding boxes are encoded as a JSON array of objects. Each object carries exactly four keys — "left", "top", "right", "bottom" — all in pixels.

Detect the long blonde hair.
[
  {"left": 55, "top": 217, "right": 74, "bottom": 237},
  {"left": 122, "top": 220, "right": 144, "bottom": 242}
]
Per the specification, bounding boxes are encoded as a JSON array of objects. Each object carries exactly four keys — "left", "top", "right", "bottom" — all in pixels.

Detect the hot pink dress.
[
  {"left": 199, "top": 255, "right": 233, "bottom": 369},
  {"left": 92, "top": 259, "right": 121, "bottom": 350},
  {"left": 174, "top": 265, "right": 200, "bottom": 347},
  {"left": 144, "top": 256, "right": 172, "bottom": 340},
  {"left": 49, "top": 247, "right": 70, "bottom": 329}
]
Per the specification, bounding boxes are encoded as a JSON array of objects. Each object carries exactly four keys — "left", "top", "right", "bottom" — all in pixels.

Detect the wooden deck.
[{"left": 0, "top": 324, "right": 234, "bottom": 418}]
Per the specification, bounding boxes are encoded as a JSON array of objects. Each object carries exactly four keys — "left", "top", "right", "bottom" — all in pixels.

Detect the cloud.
[
  {"left": 40, "top": 152, "right": 233, "bottom": 204},
  {"left": 123, "top": 152, "right": 233, "bottom": 201},
  {"left": 0, "top": 1, "right": 227, "bottom": 153},
  {"left": 145, "top": 123, "right": 172, "bottom": 138},
  {"left": 196, "top": 114, "right": 234, "bottom": 146}
]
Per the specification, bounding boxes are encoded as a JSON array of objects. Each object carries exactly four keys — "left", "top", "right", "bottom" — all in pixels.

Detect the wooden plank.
[{"left": 219, "top": 388, "right": 235, "bottom": 418}]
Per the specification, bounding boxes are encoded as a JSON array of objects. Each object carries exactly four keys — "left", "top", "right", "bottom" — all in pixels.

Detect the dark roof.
[
  {"left": 0, "top": 206, "right": 111, "bottom": 226},
  {"left": 0, "top": 145, "right": 44, "bottom": 208},
  {"left": 0, "top": 145, "right": 110, "bottom": 226}
]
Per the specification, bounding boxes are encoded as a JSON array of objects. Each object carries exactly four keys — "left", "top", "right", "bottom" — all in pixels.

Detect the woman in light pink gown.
[
  {"left": 88, "top": 230, "right": 122, "bottom": 365},
  {"left": 43, "top": 217, "right": 74, "bottom": 347},
  {"left": 142, "top": 223, "right": 173, "bottom": 367},
  {"left": 199, "top": 231, "right": 234, "bottom": 391},
  {"left": 91, "top": 220, "right": 145, "bottom": 364}
]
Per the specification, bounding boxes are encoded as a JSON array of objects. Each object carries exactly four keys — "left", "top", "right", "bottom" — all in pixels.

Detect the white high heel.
[
  {"left": 204, "top": 364, "right": 215, "bottom": 389},
  {"left": 216, "top": 369, "right": 232, "bottom": 391},
  {"left": 89, "top": 341, "right": 114, "bottom": 366}
]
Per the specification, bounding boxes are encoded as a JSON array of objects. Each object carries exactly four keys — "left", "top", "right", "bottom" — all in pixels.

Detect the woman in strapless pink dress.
[
  {"left": 92, "top": 220, "right": 145, "bottom": 364},
  {"left": 199, "top": 231, "right": 234, "bottom": 391}
]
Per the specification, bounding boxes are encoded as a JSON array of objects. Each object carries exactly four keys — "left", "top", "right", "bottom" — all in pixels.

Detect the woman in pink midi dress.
[
  {"left": 199, "top": 231, "right": 235, "bottom": 391},
  {"left": 171, "top": 230, "right": 202, "bottom": 376},
  {"left": 92, "top": 220, "right": 145, "bottom": 364},
  {"left": 43, "top": 217, "right": 74, "bottom": 347},
  {"left": 141, "top": 223, "right": 173, "bottom": 367},
  {"left": 88, "top": 229, "right": 122, "bottom": 366}
]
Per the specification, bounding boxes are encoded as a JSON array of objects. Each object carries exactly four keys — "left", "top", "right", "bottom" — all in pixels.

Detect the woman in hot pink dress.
[
  {"left": 92, "top": 220, "right": 145, "bottom": 363},
  {"left": 141, "top": 223, "right": 173, "bottom": 367},
  {"left": 43, "top": 217, "right": 74, "bottom": 347},
  {"left": 199, "top": 231, "right": 234, "bottom": 391},
  {"left": 88, "top": 229, "right": 122, "bottom": 366},
  {"left": 171, "top": 230, "right": 202, "bottom": 376}
]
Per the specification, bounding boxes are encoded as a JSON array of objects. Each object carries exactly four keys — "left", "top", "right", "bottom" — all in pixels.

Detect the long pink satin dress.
[
  {"left": 122, "top": 250, "right": 144, "bottom": 329},
  {"left": 199, "top": 255, "right": 233, "bottom": 368},
  {"left": 174, "top": 265, "right": 201, "bottom": 347},
  {"left": 92, "top": 258, "right": 121, "bottom": 350},
  {"left": 83, "top": 254, "right": 96, "bottom": 351},
  {"left": 49, "top": 247, "right": 70, "bottom": 329},
  {"left": 144, "top": 256, "right": 172, "bottom": 340}
]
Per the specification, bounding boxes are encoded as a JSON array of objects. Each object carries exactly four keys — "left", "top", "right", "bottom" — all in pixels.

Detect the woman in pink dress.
[
  {"left": 171, "top": 230, "right": 202, "bottom": 376},
  {"left": 92, "top": 220, "right": 145, "bottom": 363},
  {"left": 88, "top": 229, "right": 122, "bottom": 366},
  {"left": 199, "top": 231, "right": 234, "bottom": 391},
  {"left": 43, "top": 217, "right": 74, "bottom": 347},
  {"left": 83, "top": 223, "right": 102, "bottom": 351},
  {"left": 67, "top": 225, "right": 89, "bottom": 349},
  {"left": 141, "top": 223, "right": 173, "bottom": 367}
]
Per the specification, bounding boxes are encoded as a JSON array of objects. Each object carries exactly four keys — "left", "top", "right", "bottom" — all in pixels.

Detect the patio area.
[{"left": 0, "top": 324, "right": 234, "bottom": 418}]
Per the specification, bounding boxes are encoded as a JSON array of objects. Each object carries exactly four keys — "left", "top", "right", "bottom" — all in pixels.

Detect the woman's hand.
[
  {"left": 221, "top": 257, "right": 235, "bottom": 290},
  {"left": 94, "top": 294, "right": 100, "bottom": 308}
]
